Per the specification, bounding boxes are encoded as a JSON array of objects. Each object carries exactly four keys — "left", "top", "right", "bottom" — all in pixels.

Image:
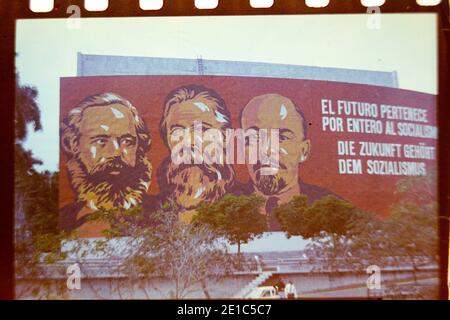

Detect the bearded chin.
[
  {"left": 67, "top": 155, "right": 152, "bottom": 210},
  {"left": 165, "top": 161, "right": 234, "bottom": 210},
  {"left": 255, "top": 174, "right": 287, "bottom": 196}
]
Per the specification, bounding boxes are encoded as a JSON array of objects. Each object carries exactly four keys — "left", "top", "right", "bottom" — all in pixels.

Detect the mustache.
[
  {"left": 89, "top": 157, "right": 130, "bottom": 176},
  {"left": 253, "top": 161, "right": 287, "bottom": 178},
  {"left": 168, "top": 162, "right": 229, "bottom": 181}
]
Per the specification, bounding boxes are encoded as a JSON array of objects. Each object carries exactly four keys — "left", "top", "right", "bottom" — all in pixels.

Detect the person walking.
[{"left": 284, "top": 280, "right": 297, "bottom": 299}]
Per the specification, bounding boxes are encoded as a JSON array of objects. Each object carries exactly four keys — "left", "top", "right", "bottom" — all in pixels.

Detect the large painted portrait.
[
  {"left": 157, "top": 85, "right": 236, "bottom": 222},
  {"left": 59, "top": 76, "right": 437, "bottom": 237},
  {"left": 59, "top": 93, "right": 159, "bottom": 236}
]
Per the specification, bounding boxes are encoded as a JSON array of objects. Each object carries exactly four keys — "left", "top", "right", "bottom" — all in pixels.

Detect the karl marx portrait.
[
  {"left": 240, "top": 93, "right": 338, "bottom": 230},
  {"left": 157, "top": 84, "right": 236, "bottom": 222},
  {"left": 60, "top": 93, "right": 158, "bottom": 236}
]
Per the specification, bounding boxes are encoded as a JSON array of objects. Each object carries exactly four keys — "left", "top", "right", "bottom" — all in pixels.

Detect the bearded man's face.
[
  {"left": 68, "top": 104, "right": 152, "bottom": 210},
  {"left": 162, "top": 96, "right": 234, "bottom": 209},
  {"left": 78, "top": 104, "right": 138, "bottom": 174}
]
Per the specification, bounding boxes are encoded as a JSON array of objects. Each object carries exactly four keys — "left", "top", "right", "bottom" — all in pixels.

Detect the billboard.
[{"left": 59, "top": 76, "right": 437, "bottom": 237}]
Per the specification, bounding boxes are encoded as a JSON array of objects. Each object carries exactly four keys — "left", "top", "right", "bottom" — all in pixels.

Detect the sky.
[{"left": 15, "top": 14, "right": 437, "bottom": 252}]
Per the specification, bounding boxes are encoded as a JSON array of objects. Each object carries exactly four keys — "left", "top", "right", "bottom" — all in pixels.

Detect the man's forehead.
[
  {"left": 242, "top": 98, "right": 303, "bottom": 129},
  {"left": 166, "top": 99, "right": 225, "bottom": 127},
  {"left": 78, "top": 104, "right": 137, "bottom": 134}
]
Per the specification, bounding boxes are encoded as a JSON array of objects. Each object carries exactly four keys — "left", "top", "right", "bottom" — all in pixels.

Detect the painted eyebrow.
[
  {"left": 169, "top": 122, "right": 214, "bottom": 131},
  {"left": 89, "top": 134, "right": 110, "bottom": 141},
  {"left": 169, "top": 124, "right": 184, "bottom": 131},
  {"left": 200, "top": 122, "right": 213, "bottom": 129},
  {"left": 247, "top": 126, "right": 260, "bottom": 131},
  {"left": 118, "top": 134, "right": 136, "bottom": 140},
  {"left": 279, "top": 128, "right": 295, "bottom": 135}
]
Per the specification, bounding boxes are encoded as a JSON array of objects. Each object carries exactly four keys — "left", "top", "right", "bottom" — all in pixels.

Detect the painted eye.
[
  {"left": 171, "top": 128, "right": 184, "bottom": 135},
  {"left": 280, "top": 132, "right": 294, "bottom": 141},
  {"left": 121, "top": 137, "right": 135, "bottom": 146},
  {"left": 95, "top": 139, "right": 107, "bottom": 146}
]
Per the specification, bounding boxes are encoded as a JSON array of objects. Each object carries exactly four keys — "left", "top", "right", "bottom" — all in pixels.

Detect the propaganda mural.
[{"left": 59, "top": 76, "right": 437, "bottom": 237}]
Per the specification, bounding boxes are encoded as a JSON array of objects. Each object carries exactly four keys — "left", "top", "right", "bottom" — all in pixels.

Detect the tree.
[
  {"left": 26, "top": 171, "right": 59, "bottom": 238},
  {"left": 382, "top": 172, "right": 439, "bottom": 283},
  {"left": 192, "top": 194, "right": 267, "bottom": 255},
  {"left": 275, "top": 195, "right": 365, "bottom": 271},
  {"left": 273, "top": 194, "right": 310, "bottom": 237},
  {"left": 303, "top": 211, "right": 379, "bottom": 272},
  {"left": 14, "top": 71, "right": 67, "bottom": 299},
  {"left": 15, "top": 71, "right": 42, "bottom": 142},
  {"left": 91, "top": 202, "right": 241, "bottom": 299},
  {"left": 384, "top": 203, "right": 438, "bottom": 283},
  {"left": 350, "top": 173, "right": 439, "bottom": 282},
  {"left": 14, "top": 70, "right": 44, "bottom": 239},
  {"left": 298, "top": 174, "right": 440, "bottom": 291},
  {"left": 275, "top": 195, "right": 358, "bottom": 240}
]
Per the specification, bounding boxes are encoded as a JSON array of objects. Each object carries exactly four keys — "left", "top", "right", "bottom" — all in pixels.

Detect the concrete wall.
[
  {"left": 16, "top": 274, "right": 255, "bottom": 300},
  {"left": 77, "top": 53, "right": 399, "bottom": 88},
  {"left": 280, "top": 269, "right": 438, "bottom": 295},
  {"left": 16, "top": 268, "right": 438, "bottom": 299}
]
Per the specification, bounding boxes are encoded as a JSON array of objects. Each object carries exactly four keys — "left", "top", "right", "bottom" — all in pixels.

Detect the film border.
[{"left": 0, "top": 0, "right": 449, "bottom": 300}]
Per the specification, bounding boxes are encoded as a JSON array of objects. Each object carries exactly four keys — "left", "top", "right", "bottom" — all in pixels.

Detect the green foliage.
[
  {"left": 348, "top": 172, "right": 439, "bottom": 270},
  {"left": 192, "top": 194, "right": 267, "bottom": 253},
  {"left": 33, "top": 233, "right": 68, "bottom": 264},
  {"left": 389, "top": 203, "right": 438, "bottom": 251},
  {"left": 15, "top": 71, "right": 41, "bottom": 142},
  {"left": 288, "top": 173, "right": 440, "bottom": 280},
  {"left": 275, "top": 195, "right": 358, "bottom": 239},
  {"left": 14, "top": 70, "right": 69, "bottom": 299},
  {"left": 27, "top": 172, "right": 59, "bottom": 239},
  {"left": 87, "top": 205, "right": 145, "bottom": 238},
  {"left": 14, "top": 69, "right": 59, "bottom": 246}
]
